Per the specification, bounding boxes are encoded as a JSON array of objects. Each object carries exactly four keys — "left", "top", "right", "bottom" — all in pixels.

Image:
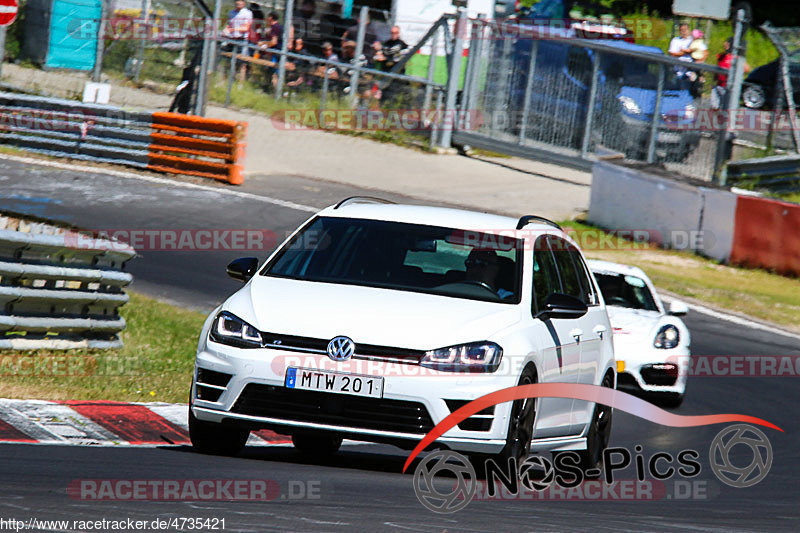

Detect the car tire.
[
  {"left": 495, "top": 365, "right": 538, "bottom": 471},
  {"left": 577, "top": 372, "right": 614, "bottom": 477},
  {"left": 742, "top": 85, "right": 766, "bottom": 109},
  {"left": 292, "top": 432, "right": 343, "bottom": 456},
  {"left": 188, "top": 407, "right": 250, "bottom": 456}
]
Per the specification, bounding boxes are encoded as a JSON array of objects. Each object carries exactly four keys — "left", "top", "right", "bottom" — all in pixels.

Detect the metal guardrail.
[
  {"left": 0, "top": 92, "right": 248, "bottom": 185},
  {"left": 726, "top": 154, "right": 800, "bottom": 192},
  {"left": 0, "top": 215, "right": 135, "bottom": 350}
]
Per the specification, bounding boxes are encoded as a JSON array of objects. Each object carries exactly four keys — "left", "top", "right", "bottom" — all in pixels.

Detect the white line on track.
[
  {"left": 661, "top": 295, "right": 800, "bottom": 342},
  {"left": 0, "top": 153, "right": 319, "bottom": 213}
]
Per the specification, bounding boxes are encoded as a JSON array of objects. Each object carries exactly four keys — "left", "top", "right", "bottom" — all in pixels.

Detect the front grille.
[
  {"left": 259, "top": 331, "right": 425, "bottom": 363},
  {"left": 232, "top": 384, "right": 435, "bottom": 434},
  {"left": 640, "top": 364, "right": 679, "bottom": 386}
]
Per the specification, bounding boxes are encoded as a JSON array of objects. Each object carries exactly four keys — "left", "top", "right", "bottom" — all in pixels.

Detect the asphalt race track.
[{"left": 1, "top": 156, "right": 799, "bottom": 531}]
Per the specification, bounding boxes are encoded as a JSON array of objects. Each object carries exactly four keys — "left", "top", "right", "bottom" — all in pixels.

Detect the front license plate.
[{"left": 285, "top": 367, "right": 384, "bottom": 398}]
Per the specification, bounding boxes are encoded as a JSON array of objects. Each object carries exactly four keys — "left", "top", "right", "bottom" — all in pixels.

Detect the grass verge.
[
  {"left": 563, "top": 220, "right": 800, "bottom": 333},
  {"left": 0, "top": 292, "right": 205, "bottom": 403}
]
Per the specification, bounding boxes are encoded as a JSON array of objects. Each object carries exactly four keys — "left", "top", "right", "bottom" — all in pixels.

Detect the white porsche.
[{"left": 587, "top": 260, "right": 690, "bottom": 407}]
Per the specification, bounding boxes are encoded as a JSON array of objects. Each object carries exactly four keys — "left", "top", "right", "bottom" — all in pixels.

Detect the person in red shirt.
[{"left": 713, "top": 38, "right": 751, "bottom": 109}]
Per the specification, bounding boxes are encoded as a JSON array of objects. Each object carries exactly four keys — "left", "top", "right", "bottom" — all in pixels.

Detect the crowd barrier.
[
  {"left": 0, "top": 214, "right": 135, "bottom": 350},
  {"left": 0, "top": 92, "right": 247, "bottom": 185},
  {"left": 589, "top": 161, "right": 798, "bottom": 276}
]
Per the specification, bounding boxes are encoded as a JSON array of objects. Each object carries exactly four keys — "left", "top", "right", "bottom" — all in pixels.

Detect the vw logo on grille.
[{"left": 327, "top": 336, "right": 355, "bottom": 361}]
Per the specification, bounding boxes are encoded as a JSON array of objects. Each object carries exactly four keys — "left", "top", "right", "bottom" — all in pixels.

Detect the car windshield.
[
  {"left": 593, "top": 272, "right": 659, "bottom": 311},
  {"left": 263, "top": 217, "right": 523, "bottom": 304},
  {"left": 602, "top": 55, "right": 685, "bottom": 91}
]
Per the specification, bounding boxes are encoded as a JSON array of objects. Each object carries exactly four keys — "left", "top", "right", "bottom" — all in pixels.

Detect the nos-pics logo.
[{"left": 413, "top": 424, "right": 773, "bottom": 513}]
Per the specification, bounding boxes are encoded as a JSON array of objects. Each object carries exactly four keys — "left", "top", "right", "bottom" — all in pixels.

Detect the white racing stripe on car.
[
  {"left": 0, "top": 153, "right": 319, "bottom": 213},
  {"left": 660, "top": 296, "right": 800, "bottom": 342}
]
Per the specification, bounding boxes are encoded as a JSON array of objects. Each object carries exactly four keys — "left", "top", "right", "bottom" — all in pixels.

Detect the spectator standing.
[
  {"left": 222, "top": 0, "right": 253, "bottom": 81},
  {"left": 712, "top": 37, "right": 751, "bottom": 110},
  {"left": 248, "top": 3, "right": 266, "bottom": 49},
  {"left": 320, "top": 2, "right": 348, "bottom": 50},
  {"left": 689, "top": 29, "right": 708, "bottom": 63},
  {"left": 685, "top": 29, "right": 708, "bottom": 97},
  {"left": 295, "top": 0, "right": 321, "bottom": 56},
  {"left": 668, "top": 22, "right": 694, "bottom": 86},
  {"left": 342, "top": 14, "right": 381, "bottom": 61},
  {"left": 260, "top": 11, "right": 284, "bottom": 51}
]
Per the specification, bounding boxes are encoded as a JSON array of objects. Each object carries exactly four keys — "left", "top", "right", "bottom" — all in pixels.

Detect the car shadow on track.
[{"left": 161, "top": 443, "right": 417, "bottom": 475}]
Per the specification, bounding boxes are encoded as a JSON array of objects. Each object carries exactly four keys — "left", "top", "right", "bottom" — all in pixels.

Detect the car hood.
[
  {"left": 223, "top": 276, "right": 523, "bottom": 350},
  {"left": 619, "top": 86, "right": 693, "bottom": 119},
  {"left": 606, "top": 306, "right": 662, "bottom": 345}
]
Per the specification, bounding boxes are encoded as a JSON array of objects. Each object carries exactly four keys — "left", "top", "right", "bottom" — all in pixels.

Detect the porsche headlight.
[
  {"left": 209, "top": 311, "right": 262, "bottom": 348},
  {"left": 618, "top": 95, "right": 641, "bottom": 115},
  {"left": 420, "top": 341, "right": 503, "bottom": 372},
  {"left": 653, "top": 324, "right": 680, "bottom": 349}
]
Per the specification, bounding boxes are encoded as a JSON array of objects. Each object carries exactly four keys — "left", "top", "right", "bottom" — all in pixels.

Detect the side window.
[
  {"left": 569, "top": 248, "right": 597, "bottom": 305},
  {"left": 532, "top": 236, "right": 561, "bottom": 314},
  {"left": 549, "top": 237, "right": 583, "bottom": 302}
]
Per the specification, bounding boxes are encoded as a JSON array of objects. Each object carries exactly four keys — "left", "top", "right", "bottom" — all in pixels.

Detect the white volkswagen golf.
[
  {"left": 190, "top": 198, "right": 616, "bottom": 471},
  {"left": 587, "top": 260, "right": 690, "bottom": 406}
]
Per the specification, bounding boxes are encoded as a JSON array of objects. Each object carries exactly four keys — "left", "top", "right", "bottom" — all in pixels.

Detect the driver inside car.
[{"left": 464, "top": 249, "right": 514, "bottom": 300}]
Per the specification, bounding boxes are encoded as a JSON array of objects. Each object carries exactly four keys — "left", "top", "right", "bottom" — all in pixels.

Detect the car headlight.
[
  {"left": 618, "top": 95, "right": 641, "bottom": 115},
  {"left": 209, "top": 311, "right": 262, "bottom": 348},
  {"left": 653, "top": 325, "right": 680, "bottom": 349},
  {"left": 420, "top": 341, "right": 503, "bottom": 372}
]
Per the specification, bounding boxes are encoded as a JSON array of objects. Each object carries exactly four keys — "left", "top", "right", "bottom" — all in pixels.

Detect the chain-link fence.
[{"left": 454, "top": 15, "right": 734, "bottom": 182}]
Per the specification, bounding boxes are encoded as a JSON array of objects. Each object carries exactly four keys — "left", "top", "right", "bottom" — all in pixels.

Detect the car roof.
[
  {"left": 601, "top": 40, "right": 663, "bottom": 56},
  {"left": 318, "top": 202, "right": 561, "bottom": 236},
  {"left": 586, "top": 259, "right": 650, "bottom": 280}
]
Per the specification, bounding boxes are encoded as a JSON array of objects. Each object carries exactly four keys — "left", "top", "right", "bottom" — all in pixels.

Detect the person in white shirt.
[
  {"left": 224, "top": 0, "right": 254, "bottom": 40},
  {"left": 668, "top": 23, "right": 695, "bottom": 88},
  {"left": 222, "top": 0, "right": 253, "bottom": 81}
]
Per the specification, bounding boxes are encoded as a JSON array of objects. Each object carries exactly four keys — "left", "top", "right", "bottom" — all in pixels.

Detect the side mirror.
[
  {"left": 536, "top": 293, "right": 588, "bottom": 321},
  {"left": 668, "top": 300, "right": 689, "bottom": 316},
  {"left": 227, "top": 257, "right": 260, "bottom": 282}
]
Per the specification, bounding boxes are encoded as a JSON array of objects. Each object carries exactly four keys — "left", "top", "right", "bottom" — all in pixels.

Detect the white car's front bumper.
[
  {"left": 192, "top": 338, "right": 525, "bottom": 454},
  {"left": 615, "top": 347, "right": 689, "bottom": 395}
]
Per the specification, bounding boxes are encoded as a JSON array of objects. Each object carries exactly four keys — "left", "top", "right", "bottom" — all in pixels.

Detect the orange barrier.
[
  {"left": 730, "top": 195, "right": 800, "bottom": 276},
  {"left": 147, "top": 112, "right": 247, "bottom": 185}
]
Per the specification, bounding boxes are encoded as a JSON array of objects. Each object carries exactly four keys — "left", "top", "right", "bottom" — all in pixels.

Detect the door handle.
[
  {"left": 570, "top": 328, "right": 583, "bottom": 342},
  {"left": 593, "top": 325, "right": 607, "bottom": 340}
]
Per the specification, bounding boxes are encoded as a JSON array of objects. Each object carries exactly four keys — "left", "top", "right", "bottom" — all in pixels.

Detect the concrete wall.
[{"left": 589, "top": 161, "right": 737, "bottom": 262}]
